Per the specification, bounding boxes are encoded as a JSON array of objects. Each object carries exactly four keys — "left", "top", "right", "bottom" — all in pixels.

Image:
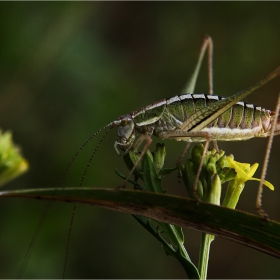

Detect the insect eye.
[{"left": 121, "top": 119, "right": 128, "bottom": 126}]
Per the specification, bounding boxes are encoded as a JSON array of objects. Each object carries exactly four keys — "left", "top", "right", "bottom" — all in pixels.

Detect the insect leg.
[
  {"left": 172, "top": 36, "right": 215, "bottom": 194},
  {"left": 199, "top": 36, "right": 219, "bottom": 152},
  {"left": 256, "top": 93, "right": 280, "bottom": 217},
  {"left": 194, "top": 138, "right": 210, "bottom": 199},
  {"left": 177, "top": 36, "right": 214, "bottom": 167},
  {"left": 176, "top": 142, "right": 191, "bottom": 167},
  {"left": 201, "top": 35, "right": 220, "bottom": 152},
  {"left": 132, "top": 132, "right": 149, "bottom": 151},
  {"left": 159, "top": 130, "right": 211, "bottom": 199},
  {"left": 121, "top": 133, "right": 153, "bottom": 188},
  {"left": 183, "top": 35, "right": 213, "bottom": 95}
]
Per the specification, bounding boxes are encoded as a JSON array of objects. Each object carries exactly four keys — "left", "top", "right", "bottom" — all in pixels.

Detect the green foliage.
[
  {"left": 117, "top": 144, "right": 200, "bottom": 278},
  {"left": 0, "top": 130, "right": 28, "bottom": 187},
  {"left": 116, "top": 143, "right": 242, "bottom": 278},
  {"left": 116, "top": 143, "right": 276, "bottom": 279}
]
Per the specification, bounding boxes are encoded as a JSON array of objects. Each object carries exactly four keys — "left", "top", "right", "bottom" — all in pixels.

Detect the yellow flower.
[{"left": 226, "top": 157, "right": 274, "bottom": 191}]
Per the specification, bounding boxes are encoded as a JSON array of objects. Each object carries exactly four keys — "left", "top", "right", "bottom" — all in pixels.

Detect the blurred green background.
[{"left": 0, "top": 2, "right": 280, "bottom": 278}]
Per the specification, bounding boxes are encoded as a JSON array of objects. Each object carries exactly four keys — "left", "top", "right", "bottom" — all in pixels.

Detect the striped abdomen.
[{"left": 132, "top": 94, "right": 275, "bottom": 141}]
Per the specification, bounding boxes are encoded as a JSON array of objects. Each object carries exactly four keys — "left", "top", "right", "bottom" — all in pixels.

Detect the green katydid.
[
  {"left": 20, "top": 36, "right": 280, "bottom": 278},
  {"left": 59, "top": 36, "right": 280, "bottom": 276}
]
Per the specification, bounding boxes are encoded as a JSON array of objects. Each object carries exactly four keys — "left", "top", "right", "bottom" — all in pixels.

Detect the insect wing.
[{"left": 181, "top": 67, "right": 280, "bottom": 132}]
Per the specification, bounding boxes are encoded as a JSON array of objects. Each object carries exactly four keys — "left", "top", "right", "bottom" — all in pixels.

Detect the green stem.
[
  {"left": 222, "top": 180, "right": 244, "bottom": 209},
  {"left": 198, "top": 233, "right": 215, "bottom": 280},
  {"left": 177, "top": 237, "right": 192, "bottom": 262}
]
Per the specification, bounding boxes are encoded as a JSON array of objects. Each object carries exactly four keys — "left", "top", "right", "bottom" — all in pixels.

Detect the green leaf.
[
  {"left": 142, "top": 151, "right": 165, "bottom": 193},
  {"left": 157, "top": 222, "right": 184, "bottom": 247},
  {"left": 1, "top": 187, "right": 280, "bottom": 259},
  {"left": 132, "top": 215, "right": 199, "bottom": 279},
  {"left": 123, "top": 147, "right": 196, "bottom": 277},
  {"left": 158, "top": 167, "right": 178, "bottom": 177},
  {"left": 114, "top": 168, "right": 144, "bottom": 190}
]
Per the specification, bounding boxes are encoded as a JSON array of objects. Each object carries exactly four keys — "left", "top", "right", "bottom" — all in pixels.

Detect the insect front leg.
[
  {"left": 132, "top": 132, "right": 152, "bottom": 151},
  {"left": 159, "top": 130, "right": 211, "bottom": 200},
  {"left": 120, "top": 133, "right": 153, "bottom": 188}
]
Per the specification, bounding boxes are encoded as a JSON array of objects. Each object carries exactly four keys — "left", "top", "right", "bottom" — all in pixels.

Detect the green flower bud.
[
  {"left": 191, "top": 144, "right": 206, "bottom": 168},
  {"left": 181, "top": 145, "right": 224, "bottom": 204},
  {"left": 203, "top": 174, "right": 221, "bottom": 205}
]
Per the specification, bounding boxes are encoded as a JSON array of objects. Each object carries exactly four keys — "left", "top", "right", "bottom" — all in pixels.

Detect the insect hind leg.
[
  {"left": 183, "top": 35, "right": 213, "bottom": 95},
  {"left": 159, "top": 130, "right": 212, "bottom": 200},
  {"left": 178, "top": 36, "right": 215, "bottom": 167},
  {"left": 256, "top": 93, "right": 280, "bottom": 217}
]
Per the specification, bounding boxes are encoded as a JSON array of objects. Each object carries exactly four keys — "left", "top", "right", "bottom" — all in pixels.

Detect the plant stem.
[
  {"left": 222, "top": 180, "right": 244, "bottom": 209},
  {"left": 198, "top": 233, "right": 215, "bottom": 280}
]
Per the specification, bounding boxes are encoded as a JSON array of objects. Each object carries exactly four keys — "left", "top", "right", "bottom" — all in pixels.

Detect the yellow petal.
[
  {"left": 226, "top": 158, "right": 256, "bottom": 183},
  {"left": 250, "top": 177, "right": 275, "bottom": 191},
  {"left": 247, "top": 163, "right": 259, "bottom": 177},
  {"left": 234, "top": 162, "right": 251, "bottom": 172},
  {"left": 225, "top": 157, "right": 274, "bottom": 191}
]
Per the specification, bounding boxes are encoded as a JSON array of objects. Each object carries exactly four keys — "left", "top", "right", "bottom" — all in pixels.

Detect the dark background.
[{"left": 0, "top": 2, "right": 280, "bottom": 278}]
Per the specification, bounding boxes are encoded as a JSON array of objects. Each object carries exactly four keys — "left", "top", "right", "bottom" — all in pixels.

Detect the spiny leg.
[
  {"left": 177, "top": 36, "right": 216, "bottom": 196},
  {"left": 183, "top": 35, "right": 213, "bottom": 95},
  {"left": 256, "top": 93, "right": 280, "bottom": 218},
  {"left": 159, "top": 130, "right": 211, "bottom": 200},
  {"left": 176, "top": 142, "right": 191, "bottom": 167},
  {"left": 204, "top": 36, "right": 219, "bottom": 152},
  {"left": 207, "top": 36, "right": 214, "bottom": 96},
  {"left": 202, "top": 36, "right": 219, "bottom": 154},
  {"left": 192, "top": 137, "right": 211, "bottom": 200},
  {"left": 133, "top": 132, "right": 149, "bottom": 151},
  {"left": 176, "top": 142, "right": 191, "bottom": 183},
  {"left": 177, "top": 66, "right": 280, "bottom": 201},
  {"left": 203, "top": 36, "right": 219, "bottom": 152},
  {"left": 178, "top": 36, "right": 215, "bottom": 167},
  {"left": 120, "top": 133, "right": 153, "bottom": 188}
]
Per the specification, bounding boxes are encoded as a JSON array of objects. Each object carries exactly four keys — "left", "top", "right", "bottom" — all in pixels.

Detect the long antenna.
[
  {"left": 62, "top": 124, "right": 114, "bottom": 278},
  {"left": 58, "top": 123, "right": 114, "bottom": 186},
  {"left": 18, "top": 122, "right": 114, "bottom": 278}
]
